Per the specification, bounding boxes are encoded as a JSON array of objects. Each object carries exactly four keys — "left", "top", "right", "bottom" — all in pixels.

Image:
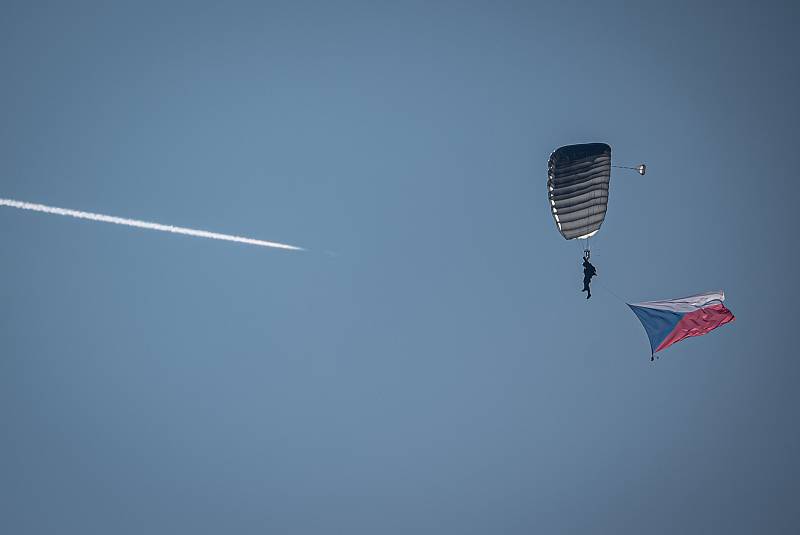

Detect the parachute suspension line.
[{"left": 575, "top": 236, "right": 584, "bottom": 258}]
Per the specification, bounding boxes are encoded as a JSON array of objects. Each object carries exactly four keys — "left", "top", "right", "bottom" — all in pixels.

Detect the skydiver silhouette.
[{"left": 582, "top": 257, "right": 597, "bottom": 299}]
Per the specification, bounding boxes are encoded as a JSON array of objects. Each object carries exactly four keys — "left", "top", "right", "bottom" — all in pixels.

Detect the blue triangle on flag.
[{"left": 627, "top": 305, "right": 683, "bottom": 354}]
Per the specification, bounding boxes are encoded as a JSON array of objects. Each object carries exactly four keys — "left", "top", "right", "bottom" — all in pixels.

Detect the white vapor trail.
[{"left": 0, "top": 198, "right": 304, "bottom": 251}]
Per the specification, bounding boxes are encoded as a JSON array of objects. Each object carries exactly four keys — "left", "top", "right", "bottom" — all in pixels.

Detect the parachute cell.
[{"left": 547, "top": 143, "right": 611, "bottom": 240}]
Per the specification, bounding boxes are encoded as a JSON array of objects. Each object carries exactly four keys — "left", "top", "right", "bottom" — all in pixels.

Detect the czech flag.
[{"left": 628, "top": 291, "right": 735, "bottom": 359}]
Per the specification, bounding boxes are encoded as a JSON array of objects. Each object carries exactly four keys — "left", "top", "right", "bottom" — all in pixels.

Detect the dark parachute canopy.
[{"left": 547, "top": 143, "right": 611, "bottom": 240}]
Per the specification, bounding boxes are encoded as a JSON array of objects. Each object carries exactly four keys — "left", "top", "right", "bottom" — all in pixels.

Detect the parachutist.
[{"left": 582, "top": 256, "right": 597, "bottom": 299}]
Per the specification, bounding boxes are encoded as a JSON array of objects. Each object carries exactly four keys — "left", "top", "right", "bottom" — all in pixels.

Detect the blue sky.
[{"left": 1, "top": 1, "right": 798, "bottom": 533}]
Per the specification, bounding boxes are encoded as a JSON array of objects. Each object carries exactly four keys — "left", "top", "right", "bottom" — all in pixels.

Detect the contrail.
[{"left": 0, "top": 198, "right": 304, "bottom": 251}]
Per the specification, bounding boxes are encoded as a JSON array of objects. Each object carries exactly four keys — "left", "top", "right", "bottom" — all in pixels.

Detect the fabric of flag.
[{"left": 628, "top": 290, "right": 735, "bottom": 356}]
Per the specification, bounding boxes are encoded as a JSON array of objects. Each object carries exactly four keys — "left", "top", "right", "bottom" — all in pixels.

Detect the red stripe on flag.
[{"left": 655, "top": 304, "right": 735, "bottom": 353}]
